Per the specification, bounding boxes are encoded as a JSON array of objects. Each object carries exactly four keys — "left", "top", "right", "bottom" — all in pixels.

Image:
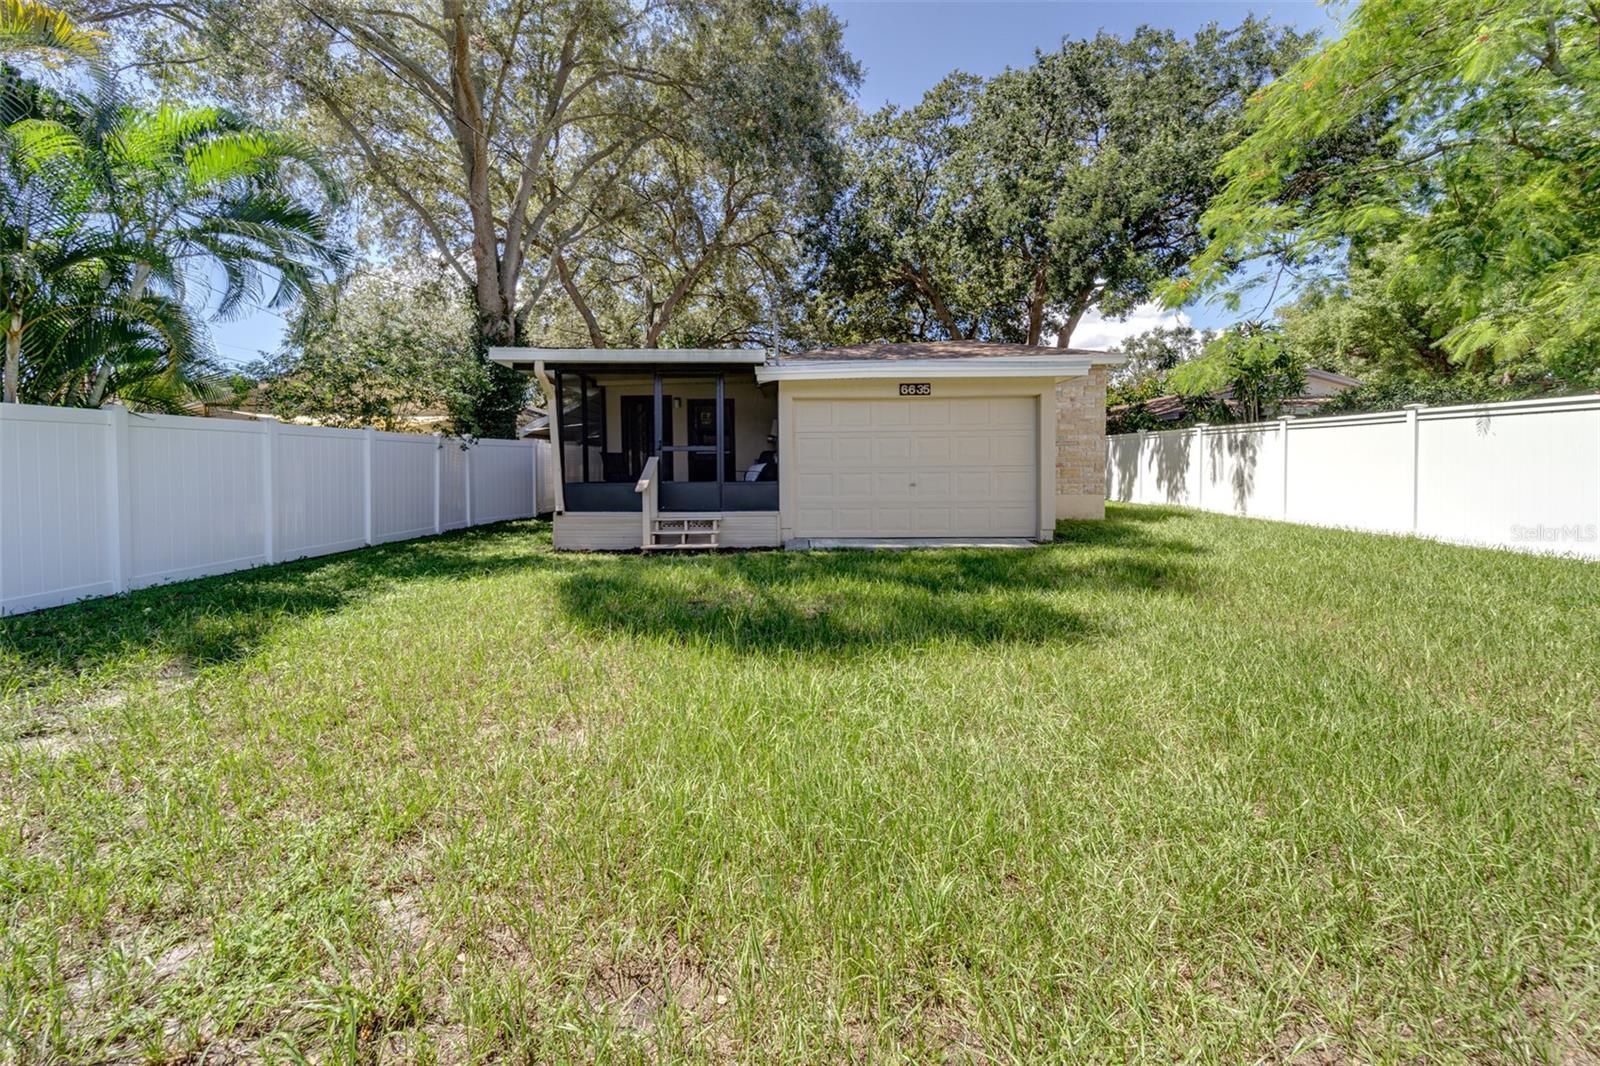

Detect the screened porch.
[{"left": 553, "top": 366, "right": 778, "bottom": 513}]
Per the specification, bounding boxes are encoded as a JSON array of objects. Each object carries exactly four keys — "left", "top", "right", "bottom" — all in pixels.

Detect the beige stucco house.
[{"left": 490, "top": 340, "right": 1121, "bottom": 550}]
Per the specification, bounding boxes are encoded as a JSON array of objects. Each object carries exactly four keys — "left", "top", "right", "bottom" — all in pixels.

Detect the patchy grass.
[{"left": 2, "top": 505, "right": 1598, "bottom": 1063}]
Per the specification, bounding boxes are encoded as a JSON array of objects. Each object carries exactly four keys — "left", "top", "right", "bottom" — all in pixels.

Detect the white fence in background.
[
  {"left": 1107, "top": 394, "right": 1600, "bottom": 559},
  {"left": 1, "top": 402, "right": 554, "bottom": 616}
]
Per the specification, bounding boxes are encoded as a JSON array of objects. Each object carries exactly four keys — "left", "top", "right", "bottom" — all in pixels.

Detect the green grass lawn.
[{"left": 3, "top": 505, "right": 1598, "bottom": 1064}]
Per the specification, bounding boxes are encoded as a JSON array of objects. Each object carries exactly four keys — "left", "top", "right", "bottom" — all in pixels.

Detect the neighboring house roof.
[
  {"left": 1110, "top": 368, "right": 1363, "bottom": 424},
  {"left": 784, "top": 340, "right": 1116, "bottom": 362},
  {"left": 517, "top": 406, "right": 550, "bottom": 438}
]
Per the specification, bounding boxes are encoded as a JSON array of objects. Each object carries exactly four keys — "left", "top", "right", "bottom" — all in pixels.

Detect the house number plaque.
[{"left": 898, "top": 383, "right": 932, "bottom": 396}]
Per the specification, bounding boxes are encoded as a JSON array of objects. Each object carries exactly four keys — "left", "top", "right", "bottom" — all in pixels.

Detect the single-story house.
[
  {"left": 1109, "top": 368, "right": 1363, "bottom": 429},
  {"left": 490, "top": 340, "right": 1123, "bottom": 550}
]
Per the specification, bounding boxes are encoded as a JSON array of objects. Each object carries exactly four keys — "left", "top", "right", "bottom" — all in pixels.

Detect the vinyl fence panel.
[
  {"left": 438, "top": 441, "right": 469, "bottom": 531},
  {"left": 1107, "top": 394, "right": 1600, "bottom": 559},
  {"left": 127, "top": 413, "right": 269, "bottom": 586},
  {"left": 0, "top": 405, "right": 117, "bottom": 614},
  {"left": 273, "top": 424, "right": 367, "bottom": 561},
  {"left": 1199, "top": 424, "right": 1283, "bottom": 518},
  {"left": 1283, "top": 413, "right": 1411, "bottom": 534},
  {"left": 370, "top": 431, "right": 437, "bottom": 544},
  {"left": 1, "top": 403, "right": 545, "bottom": 616},
  {"left": 470, "top": 440, "right": 535, "bottom": 524},
  {"left": 1415, "top": 397, "right": 1600, "bottom": 553}
]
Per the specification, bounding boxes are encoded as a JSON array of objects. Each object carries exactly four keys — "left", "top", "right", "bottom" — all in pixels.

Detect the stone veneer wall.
[{"left": 1054, "top": 367, "right": 1107, "bottom": 520}]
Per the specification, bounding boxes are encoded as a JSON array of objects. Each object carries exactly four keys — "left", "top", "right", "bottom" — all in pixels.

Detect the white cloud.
[{"left": 1059, "top": 302, "right": 1191, "bottom": 350}]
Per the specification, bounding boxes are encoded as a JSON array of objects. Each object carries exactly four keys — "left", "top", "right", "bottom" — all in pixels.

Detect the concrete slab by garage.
[{"left": 785, "top": 537, "right": 1039, "bottom": 551}]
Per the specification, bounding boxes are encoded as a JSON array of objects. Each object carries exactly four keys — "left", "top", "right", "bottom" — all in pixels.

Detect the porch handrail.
[{"left": 635, "top": 455, "right": 659, "bottom": 548}]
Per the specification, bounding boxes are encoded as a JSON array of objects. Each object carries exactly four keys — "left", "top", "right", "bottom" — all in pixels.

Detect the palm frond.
[{"left": 0, "top": 0, "right": 105, "bottom": 67}]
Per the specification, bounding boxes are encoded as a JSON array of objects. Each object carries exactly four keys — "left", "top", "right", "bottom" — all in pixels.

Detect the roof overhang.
[
  {"left": 754, "top": 355, "right": 1121, "bottom": 384},
  {"left": 490, "top": 347, "right": 769, "bottom": 370}
]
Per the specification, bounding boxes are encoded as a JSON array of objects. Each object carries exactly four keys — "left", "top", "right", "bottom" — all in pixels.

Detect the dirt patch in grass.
[
  {"left": 1271, "top": 1018, "right": 1354, "bottom": 1065},
  {"left": 585, "top": 933, "right": 733, "bottom": 1053}
]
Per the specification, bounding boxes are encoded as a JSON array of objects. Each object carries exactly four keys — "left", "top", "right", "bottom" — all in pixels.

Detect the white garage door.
[{"left": 791, "top": 396, "right": 1038, "bottom": 538}]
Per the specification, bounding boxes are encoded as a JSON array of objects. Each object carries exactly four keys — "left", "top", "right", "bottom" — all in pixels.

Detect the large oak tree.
[
  {"left": 92, "top": 0, "right": 855, "bottom": 431},
  {"left": 811, "top": 19, "right": 1310, "bottom": 348}
]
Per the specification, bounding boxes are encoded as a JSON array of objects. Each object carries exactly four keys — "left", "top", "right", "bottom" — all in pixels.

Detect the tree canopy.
[
  {"left": 92, "top": 0, "right": 857, "bottom": 432},
  {"left": 1181, "top": 0, "right": 1600, "bottom": 387},
  {"left": 810, "top": 19, "right": 1312, "bottom": 347}
]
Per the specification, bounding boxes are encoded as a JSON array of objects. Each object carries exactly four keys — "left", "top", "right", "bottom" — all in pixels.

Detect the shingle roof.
[{"left": 782, "top": 340, "right": 1112, "bottom": 361}]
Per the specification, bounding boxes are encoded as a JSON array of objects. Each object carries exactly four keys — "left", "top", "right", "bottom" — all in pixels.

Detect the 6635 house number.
[{"left": 898, "top": 383, "right": 932, "bottom": 396}]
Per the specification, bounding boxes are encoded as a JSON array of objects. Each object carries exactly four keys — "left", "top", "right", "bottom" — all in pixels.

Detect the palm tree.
[
  {"left": 1, "top": 0, "right": 106, "bottom": 402},
  {"left": 86, "top": 104, "right": 346, "bottom": 404},
  {"left": 1, "top": 0, "right": 345, "bottom": 407}
]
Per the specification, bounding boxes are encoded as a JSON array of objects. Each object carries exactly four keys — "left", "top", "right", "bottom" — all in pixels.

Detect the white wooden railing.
[{"left": 635, "top": 454, "right": 659, "bottom": 547}]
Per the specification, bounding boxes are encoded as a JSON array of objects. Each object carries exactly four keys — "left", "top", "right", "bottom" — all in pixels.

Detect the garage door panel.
[
  {"left": 875, "top": 507, "right": 912, "bottom": 534},
  {"left": 793, "top": 403, "right": 836, "bottom": 431},
  {"left": 994, "top": 469, "right": 1034, "bottom": 496},
  {"left": 791, "top": 397, "right": 1038, "bottom": 538},
  {"left": 950, "top": 401, "right": 999, "bottom": 426},
  {"left": 873, "top": 472, "right": 911, "bottom": 498},
  {"left": 915, "top": 436, "right": 951, "bottom": 463},
  {"left": 834, "top": 404, "right": 873, "bottom": 429},
  {"left": 795, "top": 437, "right": 834, "bottom": 464},
  {"left": 992, "top": 434, "right": 1035, "bottom": 465},
  {"left": 796, "top": 472, "right": 834, "bottom": 497},
  {"left": 835, "top": 472, "right": 871, "bottom": 497},
  {"left": 876, "top": 437, "right": 912, "bottom": 463},
  {"left": 953, "top": 470, "right": 992, "bottom": 497}
]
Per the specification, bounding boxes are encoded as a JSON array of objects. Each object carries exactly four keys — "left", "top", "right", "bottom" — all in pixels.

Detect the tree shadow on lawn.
[
  {"left": 2, "top": 506, "right": 1208, "bottom": 690},
  {"left": 1, "top": 521, "right": 561, "bottom": 694},
  {"left": 555, "top": 509, "right": 1205, "bottom": 655}
]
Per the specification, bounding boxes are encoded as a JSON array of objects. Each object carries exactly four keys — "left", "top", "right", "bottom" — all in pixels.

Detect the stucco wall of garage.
[
  {"left": 776, "top": 376, "right": 1062, "bottom": 541},
  {"left": 1055, "top": 367, "right": 1108, "bottom": 520}
]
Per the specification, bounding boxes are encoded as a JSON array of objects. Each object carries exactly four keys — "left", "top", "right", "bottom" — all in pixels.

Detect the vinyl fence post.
[
  {"left": 262, "top": 416, "right": 279, "bottom": 565},
  {"left": 104, "top": 404, "right": 133, "bottom": 593},
  {"left": 1135, "top": 428, "right": 1149, "bottom": 504},
  {"left": 1277, "top": 416, "right": 1293, "bottom": 521},
  {"left": 464, "top": 440, "right": 474, "bottom": 527},
  {"left": 1404, "top": 403, "right": 1424, "bottom": 533},
  {"left": 534, "top": 435, "right": 547, "bottom": 512},
  {"left": 363, "top": 426, "right": 375, "bottom": 546},
  {"left": 1193, "top": 423, "right": 1209, "bottom": 511},
  {"left": 432, "top": 432, "right": 443, "bottom": 535}
]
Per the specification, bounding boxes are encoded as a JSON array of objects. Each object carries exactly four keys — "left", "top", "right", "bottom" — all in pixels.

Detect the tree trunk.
[
  {"left": 1025, "top": 262, "right": 1048, "bottom": 345},
  {"left": 645, "top": 255, "right": 713, "bottom": 348},
  {"left": 88, "top": 262, "right": 155, "bottom": 406},
  {"left": 4, "top": 314, "right": 19, "bottom": 404},
  {"left": 1056, "top": 286, "right": 1095, "bottom": 348},
  {"left": 906, "top": 265, "right": 964, "bottom": 340},
  {"left": 554, "top": 250, "right": 606, "bottom": 348}
]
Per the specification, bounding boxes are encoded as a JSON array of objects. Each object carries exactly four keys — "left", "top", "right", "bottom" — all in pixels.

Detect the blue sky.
[{"left": 211, "top": 0, "right": 1339, "bottom": 364}]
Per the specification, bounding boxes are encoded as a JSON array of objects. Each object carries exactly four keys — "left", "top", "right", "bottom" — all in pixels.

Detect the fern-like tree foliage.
[
  {"left": 0, "top": 0, "right": 345, "bottom": 407},
  {"left": 1177, "top": 0, "right": 1600, "bottom": 386}
]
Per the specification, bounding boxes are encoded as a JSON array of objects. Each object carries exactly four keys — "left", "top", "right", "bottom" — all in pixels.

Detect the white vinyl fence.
[
  {"left": 1, "top": 402, "right": 554, "bottom": 616},
  {"left": 1107, "top": 394, "right": 1600, "bottom": 559}
]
